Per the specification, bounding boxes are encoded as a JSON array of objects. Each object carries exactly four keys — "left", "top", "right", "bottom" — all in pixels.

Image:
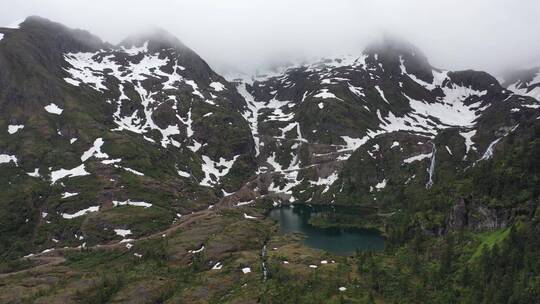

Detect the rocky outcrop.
[{"left": 447, "top": 198, "right": 511, "bottom": 232}]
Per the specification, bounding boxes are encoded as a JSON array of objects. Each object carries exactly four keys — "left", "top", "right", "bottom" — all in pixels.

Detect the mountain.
[
  {"left": 0, "top": 17, "right": 538, "bottom": 303},
  {"left": 0, "top": 16, "right": 256, "bottom": 258},
  {"left": 502, "top": 66, "right": 540, "bottom": 100},
  {"left": 236, "top": 37, "right": 539, "bottom": 229}
]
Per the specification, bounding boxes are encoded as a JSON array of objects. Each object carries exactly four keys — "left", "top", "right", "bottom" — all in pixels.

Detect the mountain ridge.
[{"left": 0, "top": 16, "right": 538, "bottom": 303}]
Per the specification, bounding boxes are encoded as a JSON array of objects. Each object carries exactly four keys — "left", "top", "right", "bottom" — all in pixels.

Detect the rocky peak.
[
  {"left": 13, "top": 16, "right": 104, "bottom": 52},
  {"left": 364, "top": 35, "right": 433, "bottom": 82},
  {"left": 447, "top": 70, "right": 503, "bottom": 94},
  {"left": 120, "top": 27, "right": 188, "bottom": 52},
  {"left": 119, "top": 27, "right": 216, "bottom": 84}
]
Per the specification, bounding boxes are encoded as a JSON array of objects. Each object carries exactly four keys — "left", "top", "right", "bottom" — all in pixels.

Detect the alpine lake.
[{"left": 268, "top": 204, "right": 384, "bottom": 255}]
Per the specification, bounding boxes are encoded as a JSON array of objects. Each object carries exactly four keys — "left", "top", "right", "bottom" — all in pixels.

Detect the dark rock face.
[
  {"left": 364, "top": 36, "right": 434, "bottom": 83},
  {"left": 447, "top": 198, "right": 509, "bottom": 231}
]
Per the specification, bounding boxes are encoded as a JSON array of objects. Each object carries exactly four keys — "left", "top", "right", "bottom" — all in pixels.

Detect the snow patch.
[
  {"left": 50, "top": 164, "right": 90, "bottom": 184},
  {"left": 199, "top": 155, "right": 239, "bottom": 187},
  {"left": 81, "top": 138, "right": 109, "bottom": 162},
  {"left": 114, "top": 229, "right": 132, "bottom": 237},
  {"left": 61, "top": 192, "right": 79, "bottom": 199},
  {"left": 314, "top": 89, "right": 342, "bottom": 100},
  {"left": 209, "top": 81, "right": 226, "bottom": 91},
  {"left": 62, "top": 206, "right": 99, "bottom": 219},
  {"left": 460, "top": 130, "right": 476, "bottom": 158},
  {"left": 243, "top": 213, "right": 257, "bottom": 219},
  {"left": 113, "top": 199, "right": 152, "bottom": 208},
  {"left": 375, "top": 86, "right": 390, "bottom": 104},
  {"left": 122, "top": 167, "right": 145, "bottom": 176},
  {"left": 0, "top": 154, "right": 18, "bottom": 166},
  {"left": 375, "top": 179, "right": 387, "bottom": 189},
  {"left": 403, "top": 153, "right": 432, "bottom": 163},
  {"left": 27, "top": 168, "right": 40, "bottom": 177},
  {"left": 189, "top": 245, "right": 205, "bottom": 254},
  {"left": 177, "top": 169, "right": 190, "bottom": 178},
  {"left": 7, "top": 124, "right": 24, "bottom": 134},
  {"left": 44, "top": 103, "right": 63, "bottom": 115}
]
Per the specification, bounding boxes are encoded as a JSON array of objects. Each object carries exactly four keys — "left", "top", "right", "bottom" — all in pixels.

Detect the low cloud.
[{"left": 1, "top": 0, "right": 539, "bottom": 76}]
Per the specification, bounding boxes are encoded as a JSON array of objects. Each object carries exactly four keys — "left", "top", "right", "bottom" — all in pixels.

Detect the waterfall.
[
  {"left": 261, "top": 244, "right": 268, "bottom": 282},
  {"left": 426, "top": 142, "right": 436, "bottom": 189}
]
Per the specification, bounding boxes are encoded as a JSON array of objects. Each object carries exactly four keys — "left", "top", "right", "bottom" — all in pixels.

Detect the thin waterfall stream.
[{"left": 426, "top": 142, "right": 436, "bottom": 189}]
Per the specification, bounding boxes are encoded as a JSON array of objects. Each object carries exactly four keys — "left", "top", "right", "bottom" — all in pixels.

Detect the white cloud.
[{"left": 1, "top": 0, "right": 539, "bottom": 76}]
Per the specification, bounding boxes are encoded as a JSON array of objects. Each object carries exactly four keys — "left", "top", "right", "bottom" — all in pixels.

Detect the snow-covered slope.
[
  {"left": 0, "top": 16, "right": 256, "bottom": 254},
  {"left": 230, "top": 38, "right": 540, "bottom": 205},
  {"left": 0, "top": 18, "right": 538, "bottom": 258},
  {"left": 503, "top": 66, "right": 540, "bottom": 102}
]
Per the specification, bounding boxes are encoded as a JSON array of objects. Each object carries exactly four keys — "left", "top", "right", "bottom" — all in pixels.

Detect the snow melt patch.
[
  {"left": 114, "top": 229, "right": 132, "bottom": 237},
  {"left": 50, "top": 164, "right": 90, "bottom": 184},
  {"left": 7, "top": 124, "right": 24, "bottom": 134},
  {"left": 177, "top": 169, "right": 190, "bottom": 178},
  {"left": 340, "top": 136, "right": 370, "bottom": 151},
  {"left": 310, "top": 172, "right": 339, "bottom": 193},
  {"left": 460, "top": 130, "right": 476, "bottom": 158},
  {"left": 113, "top": 199, "right": 152, "bottom": 208},
  {"left": 122, "top": 167, "right": 145, "bottom": 176},
  {"left": 44, "top": 103, "right": 63, "bottom": 115},
  {"left": 243, "top": 213, "right": 257, "bottom": 219},
  {"left": 314, "top": 89, "right": 342, "bottom": 100},
  {"left": 27, "top": 168, "right": 40, "bottom": 177},
  {"left": 189, "top": 245, "right": 205, "bottom": 254},
  {"left": 348, "top": 83, "right": 365, "bottom": 97},
  {"left": 242, "top": 267, "right": 251, "bottom": 274},
  {"left": 199, "top": 155, "right": 239, "bottom": 187},
  {"left": 403, "top": 153, "right": 432, "bottom": 163},
  {"left": 375, "top": 179, "right": 387, "bottom": 189},
  {"left": 209, "top": 81, "right": 226, "bottom": 91},
  {"left": 407, "top": 93, "right": 485, "bottom": 127},
  {"left": 185, "top": 80, "right": 204, "bottom": 98},
  {"left": 81, "top": 138, "right": 109, "bottom": 162},
  {"left": 62, "top": 206, "right": 99, "bottom": 219},
  {"left": 375, "top": 86, "right": 390, "bottom": 104},
  {"left": 101, "top": 158, "right": 121, "bottom": 165},
  {"left": 0, "top": 154, "right": 18, "bottom": 166},
  {"left": 61, "top": 192, "right": 79, "bottom": 199}
]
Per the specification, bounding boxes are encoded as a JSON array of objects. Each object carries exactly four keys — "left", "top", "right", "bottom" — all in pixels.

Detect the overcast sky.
[{"left": 1, "top": 0, "right": 539, "bottom": 77}]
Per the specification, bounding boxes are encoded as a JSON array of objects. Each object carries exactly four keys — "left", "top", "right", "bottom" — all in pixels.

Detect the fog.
[{"left": 1, "top": 0, "right": 539, "bottom": 77}]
